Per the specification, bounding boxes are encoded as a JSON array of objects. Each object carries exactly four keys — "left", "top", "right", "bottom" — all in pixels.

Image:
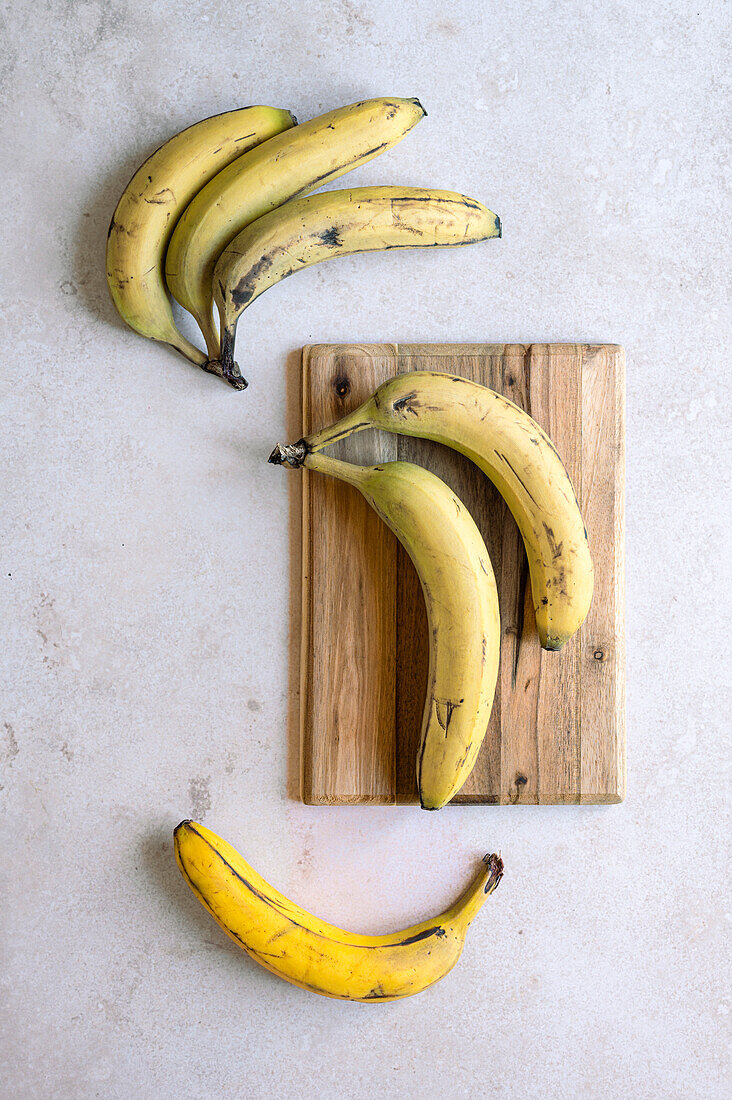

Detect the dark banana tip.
[
  {"left": 288, "top": 110, "right": 299, "bottom": 126},
  {"left": 495, "top": 215, "right": 502, "bottom": 238},
  {"left": 409, "top": 97, "right": 427, "bottom": 117},
  {"left": 203, "top": 358, "right": 248, "bottom": 389},
  {"left": 174, "top": 819, "right": 192, "bottom": 837},
  {"left": 225, "top": 366, "right": 248, "bottom": 390},
  {"left": 483, "top": 853, "right": 504, "bottom": 891}
]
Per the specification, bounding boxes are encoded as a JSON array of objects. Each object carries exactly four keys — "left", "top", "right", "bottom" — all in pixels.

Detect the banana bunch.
[
  {"left": 175, "top": 820, "right": 503, "bottom": 1001},
  {"left": 106, "top": 97, "right": 501, "bottom": 387}
]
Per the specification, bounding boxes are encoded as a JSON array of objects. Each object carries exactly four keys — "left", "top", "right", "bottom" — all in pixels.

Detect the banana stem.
[
  {"left": 168, "top": 332, "right": 209, "bottom": 367},
  {"left": 304, "top": 396, "right": 377, "bottom": 453},
  {"left": 448, "top": 854, "right": 504, "bottom": 933},
  {"left": 268, "top": 397, "right": 377, "bottom": 466},
  {"left": 199, "top": 323, "right": 247, "bottom": 389},
  {"left": 269, "top": 439, "right": 308, "bottom": 467},
  {"left": 302, "top": 450, "right": 371, "bottom": 488},
  {"left": 197, "top": 305, "right": 222, "bottom": 361}
]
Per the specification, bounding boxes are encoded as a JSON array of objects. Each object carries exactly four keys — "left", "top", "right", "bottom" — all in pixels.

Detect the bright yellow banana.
[
  {"left": 215, "top": 187, "right": 500, "bottom": 382},
  {"left": 175, "top": 820, "right": 503, "bottom": 1001},
  {"left": 165, "top": 97, "right": 425, "bottom": 363},
  {"left": 106, "top": 105, "right": 295, "bottom": 375},
  {"left": 277, "top": 371, "right": 593, "bottom": 650},
  {"left": 270, "top": 451, "right": 501, "bottom": 809}
]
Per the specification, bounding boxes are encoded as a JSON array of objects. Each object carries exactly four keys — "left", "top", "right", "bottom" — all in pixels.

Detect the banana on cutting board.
[
  {"left": 165, "top": 97, "right": 426, "bottom": 364},
  {"left": 272, "top": 371, "right": 593, "bottom": 651},
  {"left": 105, "top": 106, "right": 296, "bottom": 370},
  {"left": 175, "top": 820, "right": 503, "bottom": 1001},
  {"left": 270, "top": 450, "right": 501, "bottom": 809}
]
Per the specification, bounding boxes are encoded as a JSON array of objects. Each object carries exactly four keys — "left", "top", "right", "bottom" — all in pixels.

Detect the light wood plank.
[
  {"left": 580, "top": 345, "right": 626, "bottom": 802},
  {"left": 300, "top": 345, "right": 398, "bottom": 804}
]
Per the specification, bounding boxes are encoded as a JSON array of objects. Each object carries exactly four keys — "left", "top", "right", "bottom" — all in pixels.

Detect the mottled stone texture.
[{"left": 1, "top": 1, "right": 729, "bottom": 1097}]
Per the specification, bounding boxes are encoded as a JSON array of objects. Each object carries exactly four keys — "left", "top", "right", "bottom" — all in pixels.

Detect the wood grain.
[
  {"left": 301, "top": 346, "right": 398, "bottom": 804},
  {"left": 300, "top": 344, "right": 625, "bottom": 805}
]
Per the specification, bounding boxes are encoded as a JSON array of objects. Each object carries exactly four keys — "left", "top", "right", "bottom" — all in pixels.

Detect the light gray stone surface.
[{"left": 1, "top": 1, "right": 729, "bottom": 1097}]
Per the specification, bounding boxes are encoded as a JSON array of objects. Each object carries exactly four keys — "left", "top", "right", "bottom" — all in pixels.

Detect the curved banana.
[
  {"left": 214, "top": 187, "right": 501, "bottom": 381},
  {"left": 165, "top": 97, "right": 426, "bottom": 363},
  {"left": 106, "top": 105, "right": 295, "bottom": 376},
  {"left": 175, "top": 819, "right": 503, "bottom": 1001},
  {"left": 271, "top": 451, "right": 501, "bottom": 809},
  {"left": 274, "top": 371, "right": 592, "bottom": 650}
]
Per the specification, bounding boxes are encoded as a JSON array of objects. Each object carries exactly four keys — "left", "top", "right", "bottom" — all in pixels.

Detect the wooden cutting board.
[{"left": 299, "top": 343, "right": 625, "bottom": 805}]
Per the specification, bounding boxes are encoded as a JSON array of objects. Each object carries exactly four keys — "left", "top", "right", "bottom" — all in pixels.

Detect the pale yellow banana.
[
  {"left": 270, "top": 451, "right": 500, "bottom": 809},
  {"left": 165, "top": 97, "right": 426, "bottom": 363},
  {"left": 106, "top": 105, "right": 295, "bottom": 376},
  {"left": 277, "top": 371, "right": 593, "bottom": 650},
  {"left": 175, "top": 820, "right": 503, "bottom": 1001},
  {"left": 214, "top": 187, "right": 500, "bottom": 381}
]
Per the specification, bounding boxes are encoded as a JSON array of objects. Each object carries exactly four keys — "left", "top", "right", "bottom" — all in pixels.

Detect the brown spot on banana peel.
[
  {"left": 542, "top": 522, "right": 564, "bottom": 561},
  {"left": 319, "top": 226, "right": 344, "bottom": 247},
  {"left": 397, "top": 925, "right": 447, "bottom": 946},
  {"left": 107, "top": 216, "right": 134, "bottom": 239},
  {"left": 435, "top": 698, "right": 463, "bottom": 736},
  {"left": 143, "top": 186, "right": 176, "bottom": 205},
  {"left": 284, "top": 142, "right": 392, "bottom": 203},
  {"left": 496, "top": 452, "right": 542, "bottom": 509},
  {"left": 230, "top": 251, "right": 279, "bottom": 307}
]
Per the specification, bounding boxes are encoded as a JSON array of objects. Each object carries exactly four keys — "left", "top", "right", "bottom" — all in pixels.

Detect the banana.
[
  {"left": 106, "top": 105, "right": 295, "bottom": 377},
  {"left": 214, "top": 187, "right": 501, "bottom": 382},
  {"left": 165, "top": 97, "right": 426, "bottom": 364},
  {"left": 175, "top": 820, "right": 503, "bottom": 1001},
  {"left": 274, "top": 371, "right": 593, "bottom": 650},
  {"left": 270, "top": 450, "right": 501, "bottom": 809}
]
